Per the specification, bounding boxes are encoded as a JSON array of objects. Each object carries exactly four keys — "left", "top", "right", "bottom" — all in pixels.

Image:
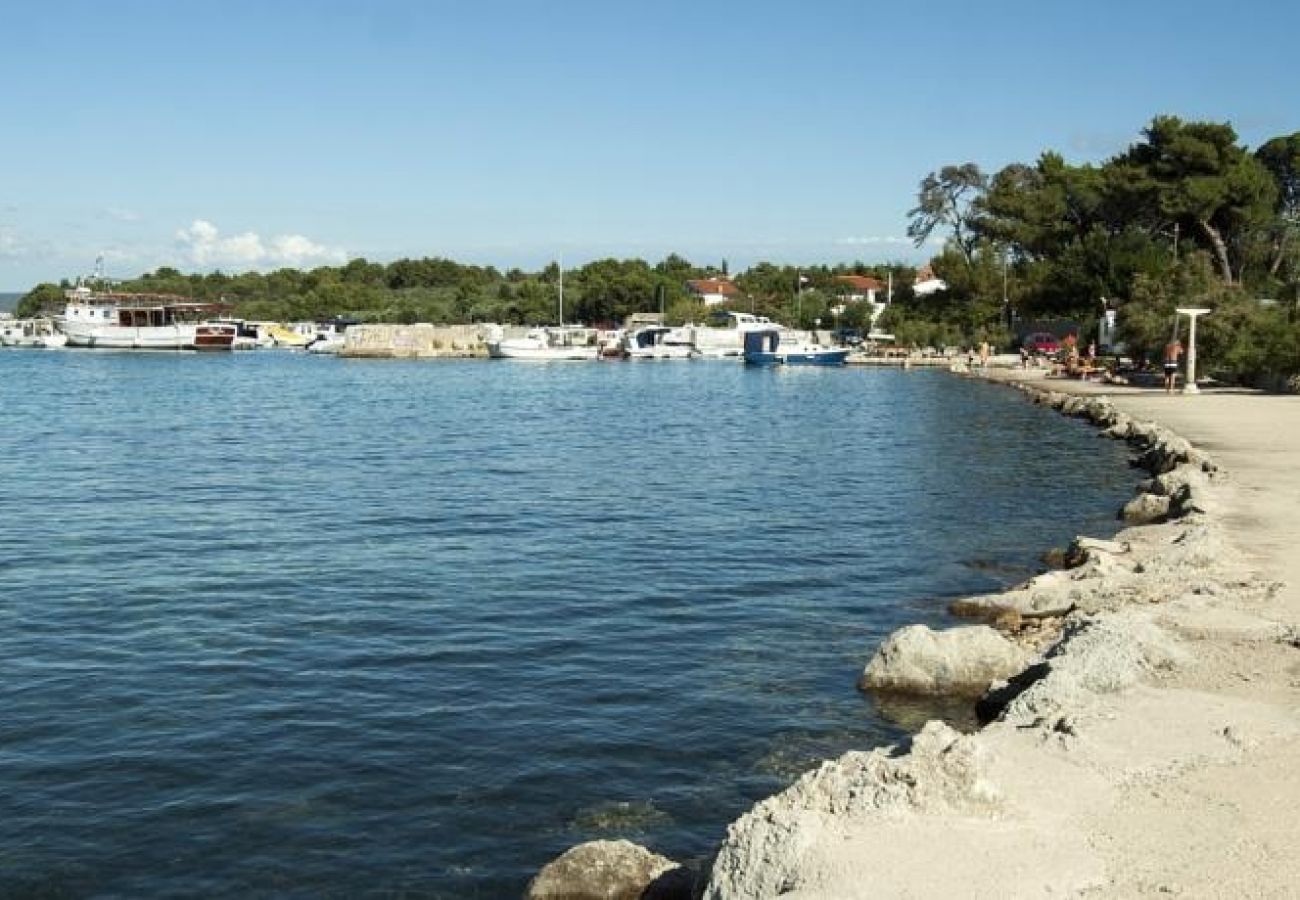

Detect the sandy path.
[{"left": 989, "top": 376, "right": 1300, "bottom": 898}]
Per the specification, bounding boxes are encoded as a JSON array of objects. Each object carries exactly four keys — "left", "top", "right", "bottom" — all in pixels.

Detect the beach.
[{"left": 695, "top": 372, "right": 1300, "bottom": 899}]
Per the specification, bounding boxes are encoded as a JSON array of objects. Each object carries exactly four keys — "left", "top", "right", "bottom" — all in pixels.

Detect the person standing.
[{"left": 1163, "top": 339, "right": 1184, "bottom": 393}]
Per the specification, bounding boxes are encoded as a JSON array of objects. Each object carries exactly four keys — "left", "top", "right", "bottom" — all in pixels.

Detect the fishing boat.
[
  {"left": 621, "top": 325, "right": 698, "bottom": 359},
  {"left": 743, "top": 327, "right": 849, "bottom": 366},
  {"left": 487, "top": 261, "right": 599, "bottom": 360}
]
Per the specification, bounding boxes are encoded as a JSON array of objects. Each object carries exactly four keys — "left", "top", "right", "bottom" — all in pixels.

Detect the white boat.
[
  {"left": 677, "top": 311, "right": 781, "bottom": 358},
  {"left": 621, "top": 325, "right": 698, "bottom": 359},
  {"left": 306, "top": 333, "right": 347, "bottom": 354},
  {"left": 487, "top": 261, "right": 599, "bottom": 360},
  {"left": 0, "top": 317, "right": 66, "bottom": 348},
  {"left": 60, "top": 284, "right": 232, "bottom": 350},
  {"left": 209, "top": 317, "right": 275, "bottom": 350},
  {"left": 487, "top": 325, "right": 599, "bottom": 360}
]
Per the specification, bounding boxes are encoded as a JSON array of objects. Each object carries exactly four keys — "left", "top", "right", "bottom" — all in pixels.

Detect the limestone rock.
[
  {"left": 702, "top": 722, "right": 999, "bottom": 900},
  {"left": 1121, "top": 492, "right": 1171, "bottom": 524},
  {"left": 525, "top": 840, "right": 692, "bottom": 900},
  {"left": 859, "top": 624, "right": 1033, "bottom": 697}
]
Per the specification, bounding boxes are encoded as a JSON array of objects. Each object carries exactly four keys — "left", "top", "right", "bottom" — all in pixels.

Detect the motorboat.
[
  {"left": 305, "top": 318, "right": 357, "bottom": 355},
  {"left": 486, "top": 260, "right": 599, "bottom": 360},
  {"left": 677, "top": 311, "right": 780, "bottom": 358},
  {"left": 487, "top": 325, "right": 599, "bottom": 360},
  {"left": 194, "top": 321, "right": 237, "bottom": 351},
  {"left": 209, "top": 317, "right": 275, "bottom": 350},
  {"left": 743, "top": 327, "right": 849, "bottom": 366},
  {"left": 0, "top": 317, "right": 66, "bottom": 348},
  {"left": 621, "top": 325, "right": 697, "bottom": 359}
]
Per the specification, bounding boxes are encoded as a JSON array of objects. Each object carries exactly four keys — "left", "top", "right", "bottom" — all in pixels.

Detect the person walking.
[{"left": 1163, "top": 339, "right": 1184, "bottom": 393}]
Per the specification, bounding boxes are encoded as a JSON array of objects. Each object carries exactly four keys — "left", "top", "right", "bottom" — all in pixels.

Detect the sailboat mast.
[{"left": 558, "top": 256, "right": 564, "bottom": 326}]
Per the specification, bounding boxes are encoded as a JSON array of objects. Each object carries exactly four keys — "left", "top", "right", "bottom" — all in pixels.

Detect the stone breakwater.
[
  {"left": 528, "top": 379, "right": 1300, "bottom": 898},
  {"left": 341, "top": 323, "right": 493, "bottom": 358}
]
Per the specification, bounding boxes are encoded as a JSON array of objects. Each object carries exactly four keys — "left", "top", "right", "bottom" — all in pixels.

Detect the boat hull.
[
  {"left": 62, "top": 322, "right": 199, "bottom": 350},
  {"left": 194, "top": 324, "right": 237, "bottom": 351},
  {"left": 624, "top": 347, "right": 697, "bottom": 360},
  {"left": 488, "top": 343, "right": 598, "bottom": 360},
  {"left": 745, "top": 349, "right": 850, "bottom": 366}
]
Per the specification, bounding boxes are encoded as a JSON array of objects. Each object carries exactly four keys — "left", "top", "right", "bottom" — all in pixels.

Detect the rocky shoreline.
[{"left": 527, "top": 376, "right": 1300, "bottom": 899}]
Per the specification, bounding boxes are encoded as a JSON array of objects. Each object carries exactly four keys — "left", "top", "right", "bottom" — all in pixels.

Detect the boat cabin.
[
  {"left": 743, "top": 328, "right": 782, "bottom": 355},
  {"left": 63, "top": 286, "right": 228, "bottom": 328}
]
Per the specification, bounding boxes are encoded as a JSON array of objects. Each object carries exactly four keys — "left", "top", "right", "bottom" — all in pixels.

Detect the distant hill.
[{"left": 0, "top": 292, "right": 22, "bottom": 314}]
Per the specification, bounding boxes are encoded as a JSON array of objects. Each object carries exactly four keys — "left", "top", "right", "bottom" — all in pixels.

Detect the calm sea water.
[{"left": 0, "top": 352, "right": 1134, "bottom": 897}]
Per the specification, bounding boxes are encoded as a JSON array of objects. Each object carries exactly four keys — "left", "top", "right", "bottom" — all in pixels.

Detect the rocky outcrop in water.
[
  {"left": 525, "top": 840, "right": 693, "bottom": 900},
  {"left": 858, "top": 624, "right": 1032, "bottom": 697}
]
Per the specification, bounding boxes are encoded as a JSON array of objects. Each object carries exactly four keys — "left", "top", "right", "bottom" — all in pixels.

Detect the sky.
[{"left": 1, "top": 0, "right": 1297, "bottom": 290}]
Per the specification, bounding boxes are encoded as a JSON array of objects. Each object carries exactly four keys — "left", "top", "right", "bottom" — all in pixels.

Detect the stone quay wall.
[{"left": 341, "top": 323, "right": 523, "bottom": 359}]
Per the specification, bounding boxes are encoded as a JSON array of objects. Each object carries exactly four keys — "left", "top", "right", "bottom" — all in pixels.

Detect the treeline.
[
  {"left": 18, "top": 255, "right": 913, "bottom": 331},
  {"left": 881, "top": 116, "right": 1300, "bottom": 379}
]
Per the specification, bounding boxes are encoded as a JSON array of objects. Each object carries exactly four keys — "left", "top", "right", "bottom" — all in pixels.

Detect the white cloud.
[
  {"left": 103, "top": 207, "right": 141, "bottom": 222},
  {"left": 175, "top": 219, "right": 347, "bottom": 270}
]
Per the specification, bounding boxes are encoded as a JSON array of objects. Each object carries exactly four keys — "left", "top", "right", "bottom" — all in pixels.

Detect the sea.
[{"left": 0, "top": 352, "right": 1136, "bottom": 897}]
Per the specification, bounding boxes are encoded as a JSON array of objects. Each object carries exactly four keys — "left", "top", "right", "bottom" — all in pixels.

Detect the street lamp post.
[{"left": 1175, "top": 307, "right": 1211, "bottom": 394}]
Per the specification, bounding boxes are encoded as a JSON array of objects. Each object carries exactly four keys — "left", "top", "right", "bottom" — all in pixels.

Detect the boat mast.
[{"left": 558, "top": 256, "right": 564, "bottom": 326}]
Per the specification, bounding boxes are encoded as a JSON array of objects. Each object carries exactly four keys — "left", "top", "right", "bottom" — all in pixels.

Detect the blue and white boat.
[{"left": 743, "top": 328, "right": 849, "bottom": 366}]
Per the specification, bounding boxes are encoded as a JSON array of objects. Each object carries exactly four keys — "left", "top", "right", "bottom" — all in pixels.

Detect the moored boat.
[
  {"left": 678, "top": 311, "right": 780, "bottom": 358},
  {"left": 487, "top": 325, "right": 599, "bottom": 360},
  {"left": 1, "top": 317, "right": 66, "bottom": 348},
  {"left": 486, "top": 260, "right": 599, "bottom": 360},
  {"left": 60, "top": 284, "right": 231, "bottom": 350},
  {"left": 743, "top": 328, "right": 849, "bottom": 366},
  {"left": 621, "top": 325, "right": 698, "bottom": 359},
  {"left": 194, "top": 322, "right": 237, "bottom": 351}
]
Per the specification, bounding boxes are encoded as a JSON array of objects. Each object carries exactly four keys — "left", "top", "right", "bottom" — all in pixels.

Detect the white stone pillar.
[{"left": 1176, "top": 307, "right": 1211, "bottom": 395}]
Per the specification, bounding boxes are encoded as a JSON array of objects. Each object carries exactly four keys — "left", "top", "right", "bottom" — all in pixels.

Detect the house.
[
  {"left": 832, "top": 274, "right": 885, "bottom": 303},
  {"left": 913, "top": 265, "right": 948, "bottom": 297},
  {"left": 686, "top": 278, "right": 741, "bottom": 307}
]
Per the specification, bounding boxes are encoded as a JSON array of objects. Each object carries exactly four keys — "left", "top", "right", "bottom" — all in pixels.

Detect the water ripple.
[{"left": 0, "top": 353, "right": 1134, "bottom": 896}]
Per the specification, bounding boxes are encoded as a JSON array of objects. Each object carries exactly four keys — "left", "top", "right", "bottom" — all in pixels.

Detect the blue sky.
[{"left": 2, "top": 0, "right": 1297, "bottom": 289}]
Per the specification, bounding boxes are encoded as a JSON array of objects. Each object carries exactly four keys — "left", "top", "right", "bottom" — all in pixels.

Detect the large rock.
[
  {"left": 859, "top": 624, "right": 1033, "bottom": 697},
  {"left": 1120, "top": 492, "right": 1171, "bottom": 524},
  {"left": 525, "top": 840, "right": 692, "bottom": 900}
]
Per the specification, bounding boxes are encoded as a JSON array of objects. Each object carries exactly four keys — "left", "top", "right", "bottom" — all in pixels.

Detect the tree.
[
  {"left": 15, "top": 283, "right": 65, "bottom": 317},
  {"left": 1255, "top": 132, "right": 1300, "bottom": 279},
  {"left": 907, "top": 163, "right": 988, "bottom": 267},
  {"left": 1118, "top": 116, "right": 1276, "bottom": 285}
]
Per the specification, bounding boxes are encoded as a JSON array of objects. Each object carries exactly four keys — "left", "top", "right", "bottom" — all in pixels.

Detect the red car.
[{"left": 1022, "top": 332, "right": 1061, "bottom": 355}]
